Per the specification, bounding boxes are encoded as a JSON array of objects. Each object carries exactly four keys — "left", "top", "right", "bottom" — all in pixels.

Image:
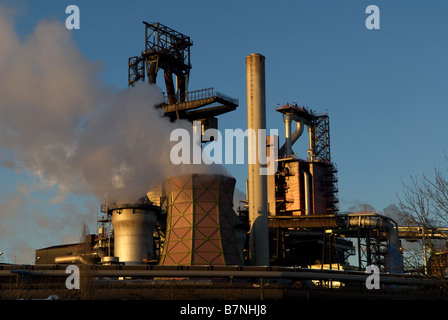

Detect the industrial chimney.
[{"left": 246, "top": 53, "right": 269, "bottom": 265}]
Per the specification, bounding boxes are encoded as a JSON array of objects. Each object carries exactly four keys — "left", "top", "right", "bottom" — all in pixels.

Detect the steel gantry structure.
[{"left": 128, "top": 21, "right": 238, "bottom": 133}]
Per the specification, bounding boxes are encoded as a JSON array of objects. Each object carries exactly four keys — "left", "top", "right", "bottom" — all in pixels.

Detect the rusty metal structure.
[
  {"left": 260, "top": 103, "right": 405, "bottom": 273},
  {"left": 269, "top": 103, "right": 338, "bottom": 217}
]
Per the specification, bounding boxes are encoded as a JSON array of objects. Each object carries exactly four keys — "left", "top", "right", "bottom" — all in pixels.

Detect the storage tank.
[
  {"left": 110, "top": 201, "right": 158, "bottom": 265},
  {"left": 160, "top": 174, "right": 242, "bottom": 266}
]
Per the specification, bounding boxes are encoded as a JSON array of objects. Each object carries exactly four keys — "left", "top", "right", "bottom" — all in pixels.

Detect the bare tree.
[
  {"left": 398, "top": 165, "right": 448, "bottom": 230},
  {"left": 396, "top": 158, "right": 448, "bottom": 292}
]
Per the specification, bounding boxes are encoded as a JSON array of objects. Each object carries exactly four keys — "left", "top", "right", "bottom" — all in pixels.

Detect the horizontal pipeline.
[{"left": 0, "top": 268, "right": 435, "bottom": 286}]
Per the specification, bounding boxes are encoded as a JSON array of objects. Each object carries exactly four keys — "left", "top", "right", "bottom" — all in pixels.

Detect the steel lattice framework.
[
  {"left": 128, "top": 21, "right": 192, "bottom": 96},
  {"left": 311, "top": 115, "right": 331, "bottom": 163},
  {"left": 127, "top": 21, "right": 238, "bottom": 128}
]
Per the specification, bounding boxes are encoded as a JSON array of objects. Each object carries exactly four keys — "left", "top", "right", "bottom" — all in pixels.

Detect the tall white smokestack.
[{"left": 246, "top": 53, "right": 269, "bottom": 266}]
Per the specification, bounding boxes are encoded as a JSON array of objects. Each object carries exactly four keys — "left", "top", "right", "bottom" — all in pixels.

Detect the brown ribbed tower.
[{"left": 159, "top": 174, "right": 242, "bottom": 266}]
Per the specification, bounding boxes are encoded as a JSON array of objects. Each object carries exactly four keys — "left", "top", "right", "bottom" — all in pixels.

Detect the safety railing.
[{"left": 163, "top": 87, "right": 238, "bottom": 106}]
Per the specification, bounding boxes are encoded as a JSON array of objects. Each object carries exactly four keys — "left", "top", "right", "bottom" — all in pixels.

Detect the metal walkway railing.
[{"left": 163, "top": 87, "right": 238, "bottom": 107}]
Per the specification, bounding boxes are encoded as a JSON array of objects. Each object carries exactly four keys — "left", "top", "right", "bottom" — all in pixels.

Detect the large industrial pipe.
[
  {"left": 290, "top": 117, "right": 304, "bottom": 149},
  {"left": 54, "top": 255, "right": 91, "bottom": 265},
  {"left": 280, "top": 113, "right": 304, "bottom": 157},
  {"left": 307, "top": 125, "right": 315, "bottom": 161},
  {"left": 0, "top": 266, "right": 429, "bottom": 286},
  {"left": 303, "top": 171, "right": 311, "bottom": 216},
  {"left": 347, "top": 214, "right": 403, "bottom": 273},
  {"left": 246, "top": 53, "right": 269, "bottom": 266},
  {"left": 284, "top": 113, "right": 292, "bottom": 157}
]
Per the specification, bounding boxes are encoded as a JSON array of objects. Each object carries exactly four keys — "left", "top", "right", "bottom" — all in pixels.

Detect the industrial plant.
[{"left": 1, "top": 21, "right": 448, "bottom": 301}]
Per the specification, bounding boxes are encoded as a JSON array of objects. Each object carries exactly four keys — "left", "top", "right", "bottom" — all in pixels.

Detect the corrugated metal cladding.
[{"left": 160, "top": 174, "right": 242, "bottom": 266}]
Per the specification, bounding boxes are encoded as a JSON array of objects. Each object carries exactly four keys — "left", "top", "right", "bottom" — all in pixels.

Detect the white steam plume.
[{"left": 0, "top": 9, "right": 228, "bottom": 204}]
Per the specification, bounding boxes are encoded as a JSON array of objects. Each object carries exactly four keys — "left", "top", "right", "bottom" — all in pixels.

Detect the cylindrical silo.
[
  {"left": 111, "top": 201, "right": 157, "bottom": 265},
  {"left": 246, "top": 53, "right": 269, "bottom": 266}
]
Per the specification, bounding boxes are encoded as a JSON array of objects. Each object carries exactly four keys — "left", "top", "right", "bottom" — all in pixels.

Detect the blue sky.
[{"left": 0, "top": 0, "right": 447, "bottom": 264}]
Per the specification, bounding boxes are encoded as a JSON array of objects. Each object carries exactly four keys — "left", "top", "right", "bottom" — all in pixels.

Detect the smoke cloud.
[{"left": 0, "top": 9, "right": 228, "bottom": 204}]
